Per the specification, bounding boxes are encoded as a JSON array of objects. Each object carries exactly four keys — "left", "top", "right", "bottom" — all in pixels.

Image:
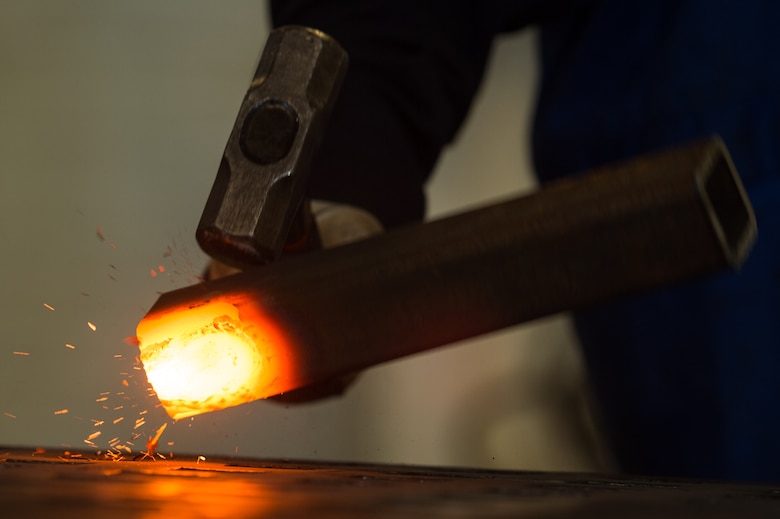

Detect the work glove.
[
  {"left": 208, "top": 200, "right": 383, "bottom": 279},
  {"left": 206, "top": 200, "right": 384, "bottom": 403}
]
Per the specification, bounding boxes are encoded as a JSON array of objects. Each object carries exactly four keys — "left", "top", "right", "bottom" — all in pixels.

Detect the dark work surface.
[{"left": 2, "top": 447, "right": 779, "bottom": 518}]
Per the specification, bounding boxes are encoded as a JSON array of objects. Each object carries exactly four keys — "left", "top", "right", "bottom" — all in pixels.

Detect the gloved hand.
[
  {"left": 207, "top": 200, "right": 383, "bottom": 279},
  {"left": 206, "top": 200, "right": 383, "bottom": 403},
  {"left": 309, "top": 199, "right": 384, "bottom": 248}
]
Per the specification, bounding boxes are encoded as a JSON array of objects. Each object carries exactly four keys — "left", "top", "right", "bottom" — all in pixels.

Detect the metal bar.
[{"left": 142, "top": 137, "right": 756, "bottom": 397}]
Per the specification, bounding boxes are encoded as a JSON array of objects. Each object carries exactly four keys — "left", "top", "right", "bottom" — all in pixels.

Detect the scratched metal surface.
[{"left": 1, "top": 447, "right": 779, "bottom": 518}]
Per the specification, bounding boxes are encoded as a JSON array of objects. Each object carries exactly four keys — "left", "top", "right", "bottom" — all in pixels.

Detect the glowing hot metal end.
[{"left": 136, "top": 296, "right": 294, "bottom": 420}]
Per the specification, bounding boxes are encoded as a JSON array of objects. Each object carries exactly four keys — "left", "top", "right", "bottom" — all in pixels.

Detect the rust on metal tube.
[{"left": 138, "top": 137, "right": 755, "bottom": 418}]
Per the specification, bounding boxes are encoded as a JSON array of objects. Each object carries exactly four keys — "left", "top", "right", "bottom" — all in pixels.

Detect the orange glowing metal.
[{"left": 136, "top": 294, "right": 294, "bottom": 420}]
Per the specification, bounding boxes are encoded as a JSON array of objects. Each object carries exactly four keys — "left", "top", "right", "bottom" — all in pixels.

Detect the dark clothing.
[{"left": 272, "top": 0, "right": 780, "bottom": 481}]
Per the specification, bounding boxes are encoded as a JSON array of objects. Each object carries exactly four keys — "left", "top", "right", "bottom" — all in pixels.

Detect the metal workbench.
[{"left": 2, "top": 447, "right": 778, "bottom": 518}]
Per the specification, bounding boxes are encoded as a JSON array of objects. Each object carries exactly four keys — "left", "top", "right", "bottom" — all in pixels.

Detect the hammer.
[
  {"left": 196, "top": 26, "right": 348, "bottom": 268},
  {"left": 136, "top": 28, "right": 756, "bottom": 420}
]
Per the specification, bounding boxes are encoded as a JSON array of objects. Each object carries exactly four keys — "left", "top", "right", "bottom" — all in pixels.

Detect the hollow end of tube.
[{"left": 696, "top": 144, "right": 757, "bottom": 268}]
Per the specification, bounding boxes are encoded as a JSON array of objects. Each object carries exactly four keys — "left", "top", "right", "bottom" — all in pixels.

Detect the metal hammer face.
[{"left": 197, "top": 26, "right": 348, "bottom": 268}]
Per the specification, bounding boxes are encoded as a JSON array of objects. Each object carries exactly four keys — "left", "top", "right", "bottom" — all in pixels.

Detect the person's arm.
[{"left": 271, "top": 1, "right": 537, "bottom": 227}]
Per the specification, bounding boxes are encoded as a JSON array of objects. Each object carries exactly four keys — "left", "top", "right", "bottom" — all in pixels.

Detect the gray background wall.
[{"left": 0, "top": 1, "right": 606, "bottom": 471}]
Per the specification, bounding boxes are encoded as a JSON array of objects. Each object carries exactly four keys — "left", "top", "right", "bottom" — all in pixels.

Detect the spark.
[
  {"left": 150, "top": 269, "right": 157, "bottom": 278},
  {"left": 114, "top": 354, "right": 123, "bottom": 359},
  {"left": 96, "top": 397, "right": 108, "bottom": 403},
  {"left": 113, "top": 417, "right": 124, "bottom": 424},
  {"left": 113, "top": 405, "right": 124, "bottom": 411},
  {"left": 12, "top": 351, "right": 30, "bottom": 356},
  {"left": 65, "top": 343, "right": 76, "bottom": 349},
  {"left": 104, "top": 450, "right": 123, "bottom": 461},
  {"left": 158, "top": 265, "right": 166, "bottom": 273},
  {"left": 93, "top": 420, "right": 105, "bottom": 427},
  {"left": 43, "top": 303, "right": 55, "bottom": 311},
  {"left": 122, "top": 380, "right": 129, "bottom": 387},
  {"left": 87, "top": 321, "right": 97, "bottom": 331},
  {"left": 4, "top": 412, "right": 17, "bottom": 419},
  {"left": 123, "top": 336, "right": 139, "bottom": 346},
  {"left": 96, "top": 225, "right": 105, "bottom": 242},
  {"left": 61, "top": 452, "right": 83, "bottom": 460},
  {"left": 87, "top": 431, "right": 102, "bottom": 441},
  {"left": 84, "top": 439, "right": 98, "bottom": 448},
  {"left": 197, "top": 456, "right": 206, "bottom": 464},
  {"left": 54, "top": 409, "right": 69, "bottom": 415},
  {"left": 135, "top": 423, "right": 168, "bottom": 461}
]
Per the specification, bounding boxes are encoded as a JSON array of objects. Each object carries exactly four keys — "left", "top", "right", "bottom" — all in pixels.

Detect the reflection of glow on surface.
[
  {"left": 139, "top": 478, "right": 270, "bottom": 519},
  {"left": 137, "top": 297, "right": 293, "bottom": 420}
]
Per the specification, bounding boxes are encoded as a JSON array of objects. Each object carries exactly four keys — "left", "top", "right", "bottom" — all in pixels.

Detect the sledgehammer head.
[{"left": 196, "top": 26, "right": 348, "bottom": 268}]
